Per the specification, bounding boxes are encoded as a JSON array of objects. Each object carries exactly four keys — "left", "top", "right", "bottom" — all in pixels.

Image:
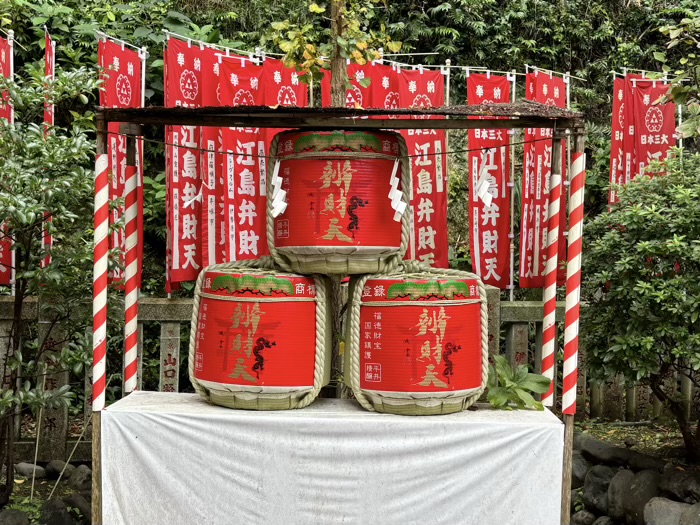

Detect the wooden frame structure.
[{"left": 92, "top": 103, "right": 586, "bottom": 525}]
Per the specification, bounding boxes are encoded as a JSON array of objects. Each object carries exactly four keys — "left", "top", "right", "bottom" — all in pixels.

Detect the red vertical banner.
[
  {"left": 622, "top": 75, "right": 643, "bottom": 186},
  {"left": 219, "top": 58, "right": 268, "bottom": 261},
  {"left": 519, "top": 71, "right": 567, "bottom": 288},
  {"left": 397, "top": 68, "right": 449, "bottom": 268},
  {"left": 0, "top": 34, "right": 12, "bottom": 122},
  {"left": 0, "top": 34, "right": 12, "bottom": 286},
  {"left": 370, "top": 63, "right": 400, "bottom": 112},
  {"left": 632, "top": 81, "right": 676, "bottom": 176},
  {"left": 41, "top": 30, "right": 56, "bottom": 269},
  {"left": 200, "top": 48, "right": 226, "bottom": 267},
  {"left": 165, "top": 38, "right": 204, "bottom": 290},
  {"left": 609, "top": 77, "right": 625, "bottom": 204},
  {"left": 44, "top": 30, "right": 55, "bottom": 130},
  {"left": 99, "top": 38, "right": 143, "bottom": 284},
  {"left": 321, "top": 62, "right": 373, "bottom": 108},
  {"left": 467, "top": 73, "right": 511, "bottom": 288}
]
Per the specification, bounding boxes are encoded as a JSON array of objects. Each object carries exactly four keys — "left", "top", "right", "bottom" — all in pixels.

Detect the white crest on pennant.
[
  {"left": 408, "top": 80, "right": 417, "bottom": 94},
  {"left": 177, "top": 53, "right": 185, "bottom": 67},
  {"left": 291, "top": 72, "right": 299, "bottom": 85},
  {"left": 278, "top": 85, "right": 297, "bottom": 106},
  {"left": 355, "top": 70, "right": 365, "bottom": 82},
  {"left": 116, "top": 74, "right": 133, "bottom": 106},
  {"left": 230, "top": 73, "right": 239, "bottom": 86},
  {"left": 213, "top": 63, "right": 219, "bottom": 76},
  {"left": 179, "top": 70, "right": 199, "bottom": 100},
  {"left": 476, "top": 85, "right": 484, "bottom": 98},
  {"left": 194, "top": 58, "right": 201, "bottom": 71},
  {"left": 127, "top": 62, "right": 134, "bottom": 76},
  {"left": 346, "top": 86, "right": 363, "bottom": 108},
  {"left": 643, "top": 94, "right": 651, "bottom": 106},
  {"left": 493, "top": 87, "right": 501, "bottom": 100},
  {"left": 382, "top": 76, "right": 390, "bottom": 89},
  {"left": 112, "top": 56, "right": 120, "bottom": 71},
  {"left": 554, "top": 86, "right": 560, "bottom": 99},
  {"left": 273, "top": 71, "right": 282, "bottom": 84},
  {"left": 645, "top": 106, "right": 663, "bottom": 133},
  {"left": 427, "top": 81, "right": 435, "bottom": 94},
  {"left": 542, "top": 83, "right": 549, "bottom": 96},
  {"left": 250, "top": 77, "right": 259, "bottom": 90},
  {"left": 233, "top": 89, "right": 255, "bottom": 107},
  {"left": 411, "top": 94, "right": 432, "bottom": 119},
  {"left": 618, "top": 89, "right": 623, "bottom": 101},
  {"left": 384, "top": 92, "right": 399, "bottom": 118}
]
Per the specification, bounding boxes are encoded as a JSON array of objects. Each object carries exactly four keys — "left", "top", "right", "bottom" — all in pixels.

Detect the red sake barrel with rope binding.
[
  {"left": 268, "top": 130, "right": 409, "bottom": 275},
  {"left": 346, "top": 265, "right": 489, "bottom": 415},
  {"left": 189, "top": 263, "right": 330, "bottom": 410}
]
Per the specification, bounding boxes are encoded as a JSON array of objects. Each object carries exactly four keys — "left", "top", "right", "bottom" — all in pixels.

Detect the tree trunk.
[
  {"left": 330, "top": 0, "right": 347, "bottom": 108},
  {"left": 650, "top": 379, "right": 700, "bottom": 462}
]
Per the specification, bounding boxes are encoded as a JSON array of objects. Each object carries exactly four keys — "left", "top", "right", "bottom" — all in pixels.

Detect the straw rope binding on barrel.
[
  {"left": 347, "top": 260, "right": 489, "bottom": 415},
  {"left": 266, "top": 131, "right": 412, "bottom": 275},
  {"left": 188, "top": 256, "right": 330, "bottom": 410}
]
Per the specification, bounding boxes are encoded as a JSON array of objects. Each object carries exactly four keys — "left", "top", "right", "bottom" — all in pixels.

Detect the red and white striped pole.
[
  {"left": 562, "top": 142, "right": 586, "bottom": 415},
  {"left": 92, "top": 115, "right": 109, "bottom": 411},
  {"left": 541, "top": 135, "right": 564, "bottom": 407},
  {"left": 123, "top": 133, "right": 139, "bottom": 393}
]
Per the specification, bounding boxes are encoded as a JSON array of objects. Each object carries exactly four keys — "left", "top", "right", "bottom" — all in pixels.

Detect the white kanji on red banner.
[
  {"left": 165, "top": 38, "right": 204, "bottom": 291},
  {"left": 467, "top": 73, "right": 511, "bottom": 288},
  {"left": 397, "top": 68, "right": 449, "bottom": 268}
]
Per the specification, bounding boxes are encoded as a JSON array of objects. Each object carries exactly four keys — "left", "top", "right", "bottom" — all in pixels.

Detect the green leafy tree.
[
  {"left": 0, "top": 64, "right": 99, "bottom": 506},
  {"left": 658, "top": 9, "right": 700, "bottom": 141},
  {"left": 582, "top": 153, "right": 700, "bottom": 460}
]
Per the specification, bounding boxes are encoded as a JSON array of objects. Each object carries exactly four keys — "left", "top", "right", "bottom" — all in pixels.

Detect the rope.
[
  {"left": 188, "top": 257, "right": 329, "bottom": 409},
  {"left": 266, "top": 131, "right": 411, "bottom": 274},
  {"left": 348, "top": 261, "right": 489, "bottom": 415}
]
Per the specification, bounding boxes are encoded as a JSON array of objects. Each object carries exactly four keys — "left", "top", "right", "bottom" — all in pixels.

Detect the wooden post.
[
  {"left": 92, "top": 411, "right": 102, "bottom": 525},
  {"left": 680, "top": 365, "right": 693, "bottom": 423},
  {"left": 37, "top": 309, "right": 69, "bottom": 462},
  {"left": 561, "top": 128, "right": 587, "bottom": 525},
  {"left": 485, "top": 285, "right": 500, "bottom": 357},
  {"left": 625, "top": 386, "right": 638, "bottom": 422},
  {"left": 590, "top": 381, "right": 603, "bottom": 419},
  {"left": 92, "top": 111, "right": 107, "bottom": 525}
]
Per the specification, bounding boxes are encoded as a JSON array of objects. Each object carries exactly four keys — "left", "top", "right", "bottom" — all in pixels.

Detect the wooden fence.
[{"left": 1, "top": 289, "right": 695, "bottom": 462}]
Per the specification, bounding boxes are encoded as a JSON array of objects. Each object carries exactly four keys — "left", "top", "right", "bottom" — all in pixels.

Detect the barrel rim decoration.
[
  {"left": 188, "top": 256, "right": 330, "bottom": 410},
  {"left": 266, "top": 129, "right": 412, "bottom": 275},
  {"left": 346, "top": 260, "right": 489, "bottom": 415}
]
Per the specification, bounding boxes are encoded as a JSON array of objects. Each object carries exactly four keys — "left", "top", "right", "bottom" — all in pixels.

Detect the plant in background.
[
  {"left": 582, "top": 152, "right": 700, "bottom": 460},
  {"left": 264, "top": 0, "right": 400, "bottom": 105},
  {"left": 0, "top": 63, "right": 99, "bottom": 506},
  {"left": 486, "top": 354, "right": 550, "bottom": 411}
]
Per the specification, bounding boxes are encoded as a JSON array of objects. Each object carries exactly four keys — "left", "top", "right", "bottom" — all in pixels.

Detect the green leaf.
[
  {"left": 358, "top": 77, "right": 372, "bottom": 88},
  {"left": 309, "top": 3, "right": 326, "bottom": 13},
  {"left": 653, "top": 51, "right": 666, "bottom": 63},
  {"left": 518, "top": 373, "right": 551, "bottom": 394}
]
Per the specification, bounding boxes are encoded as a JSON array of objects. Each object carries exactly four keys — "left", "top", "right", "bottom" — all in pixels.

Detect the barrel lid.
[
  {"left": 200, "top": 271, "right": 317, "bottom": 299},
  {"left": 360, "top": 277, "right": 480, "bottom": 302},
  {"left": 273, "top": 130, "right": 401, "bottom": 157}
]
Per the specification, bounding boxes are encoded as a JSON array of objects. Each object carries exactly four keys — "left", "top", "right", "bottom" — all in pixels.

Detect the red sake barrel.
[
  {"left": 346, "top": 267, "right": 488, "bottom": 415},
  {"left": 268, "top": 130, "right": 409, "bottom": 274},
  {"left": 189, "top": 265, "right": 330, "bottom": 410}
]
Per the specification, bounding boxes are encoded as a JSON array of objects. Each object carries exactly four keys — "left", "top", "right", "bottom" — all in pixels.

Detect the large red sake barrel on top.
[
  {"left": 189, "top": 260, "right": 330, "bottom": 410},
  {"left": 345, "top": 262, "right": 488, "bottom": 415},
  {"left": 267, "top": 130, "right": 410, "bottom": 275}
]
